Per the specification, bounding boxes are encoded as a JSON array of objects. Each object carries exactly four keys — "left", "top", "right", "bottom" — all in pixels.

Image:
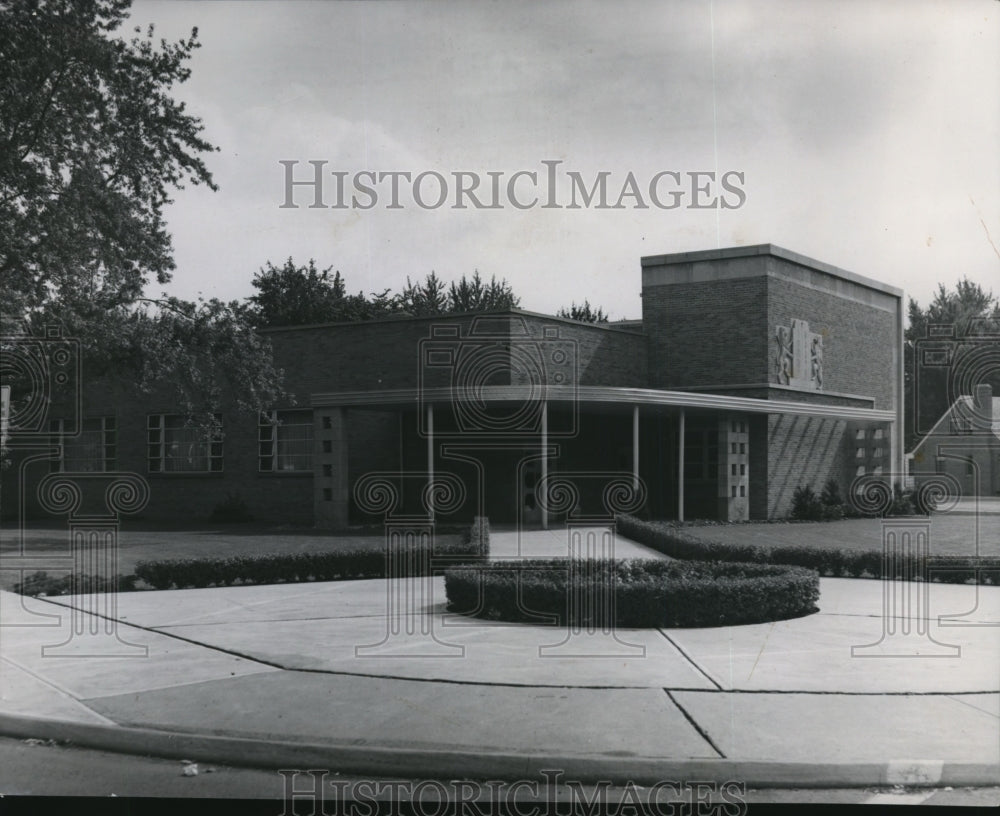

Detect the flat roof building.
[{"left": 4, "top": 244, "right": 905, "bottom": 527}]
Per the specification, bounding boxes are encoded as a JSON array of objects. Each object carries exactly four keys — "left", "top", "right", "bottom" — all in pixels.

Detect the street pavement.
[{"left": 0, "top": 527, "right": 997, "bottom": 790}]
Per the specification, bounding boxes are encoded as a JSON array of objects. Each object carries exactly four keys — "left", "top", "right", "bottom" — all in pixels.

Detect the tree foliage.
[
  {"left": 446, "top": 271, "right": 520, "bottom": 313},
  {"left": 247, "top": 259, "right": 368, "bottom": 328},
  {"left": 905, "top": 279, "right": 999, "bottom": 344},
  {"left": 399, "top": 271, "right": 450, "bottom": 317},
  {"left": 245, "top": 263, "right": 521, "bottom": 327},
  {"left": 0, "top": 0, "right": 284, "bottom": 428},
  {"left": 557, "top": 300, "right": 609, "bottom": 323}
]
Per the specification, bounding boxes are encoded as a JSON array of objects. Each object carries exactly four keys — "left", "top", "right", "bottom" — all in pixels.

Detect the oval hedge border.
[{"left": 444, "top": 558, "right": 820, "bottom": 628}]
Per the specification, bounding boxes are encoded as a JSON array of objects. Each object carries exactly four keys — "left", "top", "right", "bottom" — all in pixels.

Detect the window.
[
  {"left": 731, "top": 463, "right": 737, "bottom": 476},
  {"left": 148, "top": 414, "right": 223, "bottom": 472},
  {"left": 856, "top": 447, "right": 865, "bottom": 459},
  {"left": 259, "top": 410, "right": 313, "bottom": 472},
  {"left": 50, "top": 417, "right": 116, "bottom": 472},
  {"left": 873, "top": 428, "right": 884, "bottom": 440},
  {"left": 855, "top": 429, "right": 866, "bottom": 441},
  {"left": 856, "top": 465, "right": 866, "bottom": 477},
  {"left": 740, "top": 464, "right": 746, "bottom": 476},
  {"left": 684, "top": 429, "right": 718, "bottom": 480},
  {"left": 873, "top": 447, "right": 884, "bottom": 458}
]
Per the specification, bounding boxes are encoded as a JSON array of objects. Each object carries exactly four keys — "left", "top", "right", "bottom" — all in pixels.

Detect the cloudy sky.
[{"left": 131, "top": 0, "right": 999, "bottom": 321}]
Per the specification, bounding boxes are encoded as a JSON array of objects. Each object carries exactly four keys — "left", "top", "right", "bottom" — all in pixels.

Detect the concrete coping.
[{"left": 639, "top": 244, "right": 904, "bottom": 300}]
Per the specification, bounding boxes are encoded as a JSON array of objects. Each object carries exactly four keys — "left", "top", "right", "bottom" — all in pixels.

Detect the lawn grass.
[
  {"left": 661, "top": 514, "right": 1000, "bottom": 558},
  {"left": 0, "top": 524, "right": 464, "bottom": 592}
]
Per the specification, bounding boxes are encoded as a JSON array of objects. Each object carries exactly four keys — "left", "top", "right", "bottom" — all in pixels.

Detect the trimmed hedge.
[
  {"left": 617, "top": 514, "right": 1000, "bottom": 585},
  {"left": 132, "top": 517, "right": 491, "bottom": 591},
  {"left": 13, "top": 571, "right": 138, "bottom": 597},
  {"left": 444, "top": 557, "right": 820, "bottom": 628}
]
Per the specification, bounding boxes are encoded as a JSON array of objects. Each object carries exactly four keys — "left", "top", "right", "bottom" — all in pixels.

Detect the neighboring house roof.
[{"left": 910, "top": 395, "right": 1000, "bottom": 459}]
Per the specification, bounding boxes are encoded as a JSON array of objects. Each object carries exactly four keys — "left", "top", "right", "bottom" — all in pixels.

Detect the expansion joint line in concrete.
[
  {"left": 657, "top": 628, "right": 723, "bottom": 690},
  {"left": 664, "top": 689, "right": 726, "bottom": 759},
  {"left": 19, "top": 596, "right": 1000, "bottom": 695}
]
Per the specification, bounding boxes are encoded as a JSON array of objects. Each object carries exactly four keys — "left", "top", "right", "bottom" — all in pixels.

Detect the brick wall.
[
  {"left": 642, "top": 259, "right": 770, "bottom": 389},
  {"left": 4, "top": 406, "right": 317, "bottom": 524},
  {"left": 765, "top": 256, "right": 896, "bottom": 410},
  {"left": 766, "top": 414, "right": 852, "bottom": 518},
  {"left": 266, "top": 310, "right": 647, "bottom": 400}
]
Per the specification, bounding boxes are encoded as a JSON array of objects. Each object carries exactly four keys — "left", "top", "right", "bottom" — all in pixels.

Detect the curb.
[{"left": 0, "top": 712, "right": 996, "bottom": 788}]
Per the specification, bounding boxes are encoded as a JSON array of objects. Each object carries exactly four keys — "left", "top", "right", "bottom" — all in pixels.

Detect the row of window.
[
  {"left": 50, "top": 411, "right": 316, "bottom": 474},
  {"left": 49, "top": 418, "right": 117, "bottom": 472}
]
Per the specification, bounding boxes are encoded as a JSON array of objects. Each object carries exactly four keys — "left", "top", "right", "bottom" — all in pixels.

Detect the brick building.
[{"left": 4, "top": 244, "right": 905, "bottom": 526}]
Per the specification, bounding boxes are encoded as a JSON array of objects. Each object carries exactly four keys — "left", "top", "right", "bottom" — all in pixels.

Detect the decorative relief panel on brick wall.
[{"left": 774, "top": 319, "right": 823, "bottom": 390}]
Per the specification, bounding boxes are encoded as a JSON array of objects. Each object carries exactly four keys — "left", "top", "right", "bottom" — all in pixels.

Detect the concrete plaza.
[{"left": 0, "top": 528, "right": 997, "bottom": 787}]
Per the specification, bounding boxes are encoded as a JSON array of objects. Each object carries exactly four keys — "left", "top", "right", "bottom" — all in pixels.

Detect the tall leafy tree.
[
  {"left": 398, "top": 271, "right": 450, "bottom": 317},
  {"left": 0, "top": 0, "right": 284, "bottom": 429},
  {"left": 244, "top": 264, "right": 522, "bottom": 326},
  {"left": 247, "top": 259, "right": 368, "bottom": 328},
  {"left": 557, "top": 300, "right": 609, "bottom": 323},
  {"left": 448, "top": 271, "right": 520, "bottom": 312}
]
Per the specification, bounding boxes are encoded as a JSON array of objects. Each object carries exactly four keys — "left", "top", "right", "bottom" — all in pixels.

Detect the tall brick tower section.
[{"left": 641, "top": 245, "right": 904, "bottom": 520}]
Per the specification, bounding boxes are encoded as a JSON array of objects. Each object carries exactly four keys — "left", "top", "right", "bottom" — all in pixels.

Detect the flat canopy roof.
[{"left": 312, "top": 384, "right": 895, "bottom": 423}]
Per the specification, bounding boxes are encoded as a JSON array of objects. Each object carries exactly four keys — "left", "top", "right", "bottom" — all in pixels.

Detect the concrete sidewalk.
[{"left": 0, "top": 529, "right": 998, "bottom": 787}]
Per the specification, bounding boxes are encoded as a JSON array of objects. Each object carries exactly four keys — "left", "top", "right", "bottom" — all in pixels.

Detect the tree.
[
  {"left": 243, "top": 264, "right": 523, "bottom": 327},
  {"left": 905, "top": 278, "right": 1000, "bottom": 449},
  {"left": 448, "top": 271, "right": 520, "bottom": 312},
  {"left": 557, "top": 300, "right": 609, "bottom": 323},
  {"left": 398, "top": 271, "right": 449, "bottom": 316},
  {"left": 248, "top": 259, "right": 362, "bottom": 328},
  {"left": 0, "top": 0, "right": 284, "bottom": 431}
]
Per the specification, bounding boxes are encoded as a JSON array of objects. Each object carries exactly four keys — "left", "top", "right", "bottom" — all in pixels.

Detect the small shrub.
[
  {"left": 13, "top": 571, "right": 137, "bottom": 596},
  {"left": 820, "top": 502, "right": 844, "bottom": 521},
  {"left": 210, "top": 492, "right": 254, "bottom": 523},
  {"left": 790, "top": 484, "right": 823, "bottom": 521},
  {"left": 887, "top": 482, "right": 918, "bottom": 517},
  {"left": 820, "top": 478, "right": 843, "bottom": 508}
]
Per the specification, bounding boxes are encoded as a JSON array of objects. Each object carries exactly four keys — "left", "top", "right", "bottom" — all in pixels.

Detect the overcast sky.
[{"left": 131, "top": 0, "right": 999, "bottom": 321}]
